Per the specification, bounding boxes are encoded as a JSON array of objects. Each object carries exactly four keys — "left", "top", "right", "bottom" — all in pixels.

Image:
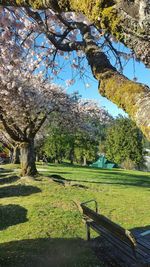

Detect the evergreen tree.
[
  {"left": 105, "top": 117, "right": 144, "bottom": 169},
  {"left": 42, "top": 129, "right": 73, "bottom": 163},
  {"left": 74, "top": 132, "right": 98, "bottom": 165}
]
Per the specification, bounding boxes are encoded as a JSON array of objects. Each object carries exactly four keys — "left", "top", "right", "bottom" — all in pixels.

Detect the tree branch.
[
  {"left": 0, "top": 113, "right": 24, "bottom": 142},
  {"left": 79, "top": 25, "right": 150, "bottom": 140},
  {"left": 1, "top": 0, "right": 149, "bottom": 67},
  {"left": 25, "top": 7, "right": 85, "bottom": 52},
  {"left": 33, "top": 115, "right": 47, "bottom": 136}
]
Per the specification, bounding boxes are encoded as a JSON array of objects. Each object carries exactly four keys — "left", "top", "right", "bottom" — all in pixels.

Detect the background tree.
[
  {"left": 0, "top": 1, "right": 150, "bottom": 139},
  {"left": 0, "top": 123, "right": 22, "bottom": 164},
  {"left": 74, "top": 132, "right": 98, "bottom": 166},
  {"left": 42, "top": 99, "right": 112, "bottom": 165},
  {"left": 0, "top": 141, "right": 10, "bottom": 163},
  {"left": 143, "top": 137, "right": 150, "bottom": 150},
  {"left": 105, "top": 117, "right": 144, "bottom": 169},
  {"left": 0, "top": 70, "right": 83, "bottom": 176},
  {"left": 41, "top": 124, "right": 70, "bottom": 164},
  {"left": 42, "top": 128, "right": 98, "bottom": 165},
  {"left": 0, "top": 129, "right": 20, "bottom": 164}
]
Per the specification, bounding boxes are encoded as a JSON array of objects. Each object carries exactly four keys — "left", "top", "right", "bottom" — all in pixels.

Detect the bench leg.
[{"left": 86, "top": 222, "right": 91, "bottom": 241}]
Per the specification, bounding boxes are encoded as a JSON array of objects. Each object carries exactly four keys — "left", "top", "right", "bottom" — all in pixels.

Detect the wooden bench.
[{"left": 80, "top": 200, "right": 150, "bottom": 267}]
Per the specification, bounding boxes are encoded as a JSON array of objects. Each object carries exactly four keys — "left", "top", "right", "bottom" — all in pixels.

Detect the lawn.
[{"left": 0, "top": 163, "right": 150, "bottom": 267}]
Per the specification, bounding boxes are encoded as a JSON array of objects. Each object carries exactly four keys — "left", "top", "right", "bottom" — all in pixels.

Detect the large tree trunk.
[
  {"left": 80, "top": 27, "right": 150, "bottom": 140},
  {"left": 12, "top": 145, "right": 20, "bottom": 164},
  {"left": 20, "top": 139, "right": 37, "bottom": 176}
]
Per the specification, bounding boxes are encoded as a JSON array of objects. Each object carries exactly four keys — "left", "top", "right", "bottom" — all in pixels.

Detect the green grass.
[{"left": 0, "top": 164, "right": 150, "bottom": 266}]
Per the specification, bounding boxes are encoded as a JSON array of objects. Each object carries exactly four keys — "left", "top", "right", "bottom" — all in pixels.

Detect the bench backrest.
[{"left": 81, "top": 203, "right": 137, "bottom": 248}]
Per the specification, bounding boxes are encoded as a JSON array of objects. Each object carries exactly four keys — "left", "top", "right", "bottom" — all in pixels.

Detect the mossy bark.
[
  {"left": 99, "top": 75, "right": 150, "bottom": 140},
  {"left": 81, "top": 27, "right": 150, "bottom": 140}
]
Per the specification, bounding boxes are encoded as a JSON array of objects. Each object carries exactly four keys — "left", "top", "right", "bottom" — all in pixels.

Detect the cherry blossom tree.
[
  {"left": 0, "top": 1, "right": 150, "bottom": 140},
  {"left": 0, "top": 69, "right": 85, "bottom": 176},
  {"left": 0, "top": 65, "right": 110, "bottom": 176}
]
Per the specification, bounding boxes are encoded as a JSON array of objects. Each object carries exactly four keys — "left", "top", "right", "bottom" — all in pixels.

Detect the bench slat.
[
  {"left": 90, "top": 222, "right": 137, "bottom": 261},
  {"left": 81, "top": 204, "right": 136, "bottom": 247},
  {"left": 81, "top": 202, "right": 150, "bottom": 266},
  {"left": 90, "top": 221, "right": 149, "bottom": 260},
  {"left": 137, "top": 238, "right": 150, "bottom": 251}
]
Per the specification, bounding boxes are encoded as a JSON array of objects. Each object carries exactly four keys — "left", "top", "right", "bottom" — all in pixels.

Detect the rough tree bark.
[
  {"left": 12, "top": 145, "right": 20, "bottom": 164},
  {"left": 0, "top": 114, "right": 41, "bottom": 176},
  {"left": 20, "top": 139, "right": 37, "bottom": 177}
]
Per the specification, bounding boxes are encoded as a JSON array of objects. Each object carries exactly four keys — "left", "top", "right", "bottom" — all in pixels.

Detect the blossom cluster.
[{"left": 0, "top": 7, "right": 102, "bottom": 85}]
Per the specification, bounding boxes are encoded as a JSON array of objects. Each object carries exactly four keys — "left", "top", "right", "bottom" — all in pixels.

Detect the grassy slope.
[{"left": 0, "top": 164, "right": 150, "bottom": 267}]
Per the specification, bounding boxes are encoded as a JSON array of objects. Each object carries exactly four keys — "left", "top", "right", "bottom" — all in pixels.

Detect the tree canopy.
[
  {"left": 0, "top": 0, "right": 150, "bottom": 140},
  {"left": 0, "top": 64, "right": 110, "bottom": 175}
]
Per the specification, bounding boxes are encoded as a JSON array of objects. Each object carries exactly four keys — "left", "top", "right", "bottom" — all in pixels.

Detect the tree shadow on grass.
[
  {"left": 0, "top": 175, "right": 20, "bottom": 185},
  {"left": 0, "top": 237, "right": 99, "bottom": 267},
  {"left": 0, "top": 185, "right": 41, "bottom": 198},
  {"left": 46, "top": 173, "right": 150, "bottom": 188},
  {"left": 98, "top": 170, "right": 150, "bottom": 179},
  {"left": 0, "top": 169, "right": 13, "bottom": 174},
  {"left": 0, "top": 173, "right": 11, "bottom": 178},
  {"left": 88, "top": 171, "right": 150, "bottom": 188},
  {"left": 38, "top": 163, "right": 150, "bottom": 188},
  {"left": 40, "top": 171, "right": 71, "bottom": 175},
  {"left": 1, "top": 229, "right": 149, "bottom": 267},
  {"left": 0, "top": 204, "right": 28, "bottom": 230}
]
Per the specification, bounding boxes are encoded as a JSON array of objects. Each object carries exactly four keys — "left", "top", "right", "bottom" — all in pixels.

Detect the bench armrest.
[{"left": 81, "top": 199, "right": 98, "bottom": 213}]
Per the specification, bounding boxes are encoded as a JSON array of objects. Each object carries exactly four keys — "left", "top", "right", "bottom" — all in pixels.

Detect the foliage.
[
  {"left": 42, "top": 130, "right": 71, "bottom": 163},
  {"left": 0, "top": 1, "right": 150, "bottom": 142},
  {"left": 0, "top": 65, "right": 111, "bottom": 175},
  {"left": 0, "top": 70, "right": 84, "bottom": 175},
  {"left": 74, "top": 131, "right": 98, "bottom": 164},
  {"left": 42, "top": 130, "right": 99, "bottom": 165},
  {"left": 40, "top": 105, "right": 111, "bottom": 164},
  {"left": 105, "top": 117, "right": 144, "bottom": 169},
  {"left": 42, "top": 126, "right": 100, "bottom": 165},
  {"left": 143, "top": 137, "right": 150, "bottom": 149}
]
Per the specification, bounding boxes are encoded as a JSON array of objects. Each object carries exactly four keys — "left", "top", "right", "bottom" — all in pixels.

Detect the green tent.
[{"left": 90, "top": 155, "right": 117, "bottom": 169}]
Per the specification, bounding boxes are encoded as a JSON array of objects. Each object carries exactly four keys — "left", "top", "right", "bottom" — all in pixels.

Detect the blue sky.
[
  {"left": 36, "top": 35, "right": 150, "bottom": 118},
  {"left": 57, "top": 55, "right": 150, "bottom": 117}
]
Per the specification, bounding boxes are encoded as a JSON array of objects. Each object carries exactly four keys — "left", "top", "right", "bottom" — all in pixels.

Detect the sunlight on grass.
[{"left": 0, "top": 163, "right": 150, "bottom": 266}]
